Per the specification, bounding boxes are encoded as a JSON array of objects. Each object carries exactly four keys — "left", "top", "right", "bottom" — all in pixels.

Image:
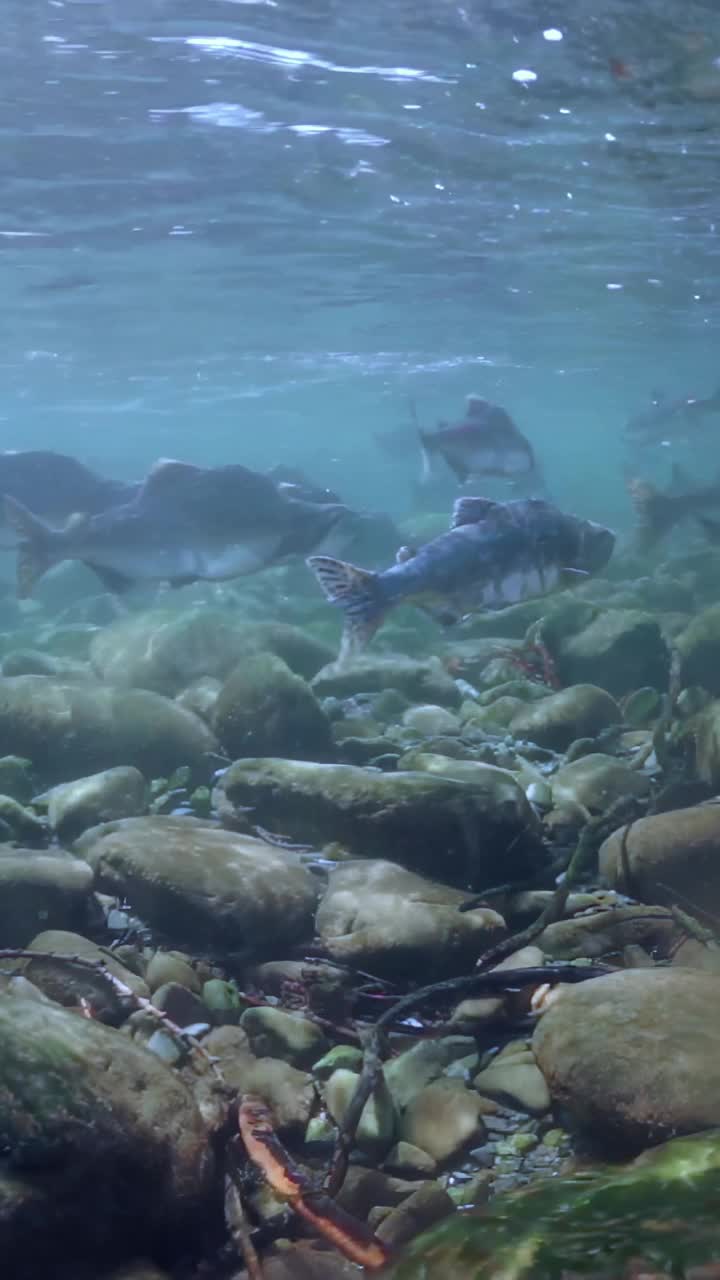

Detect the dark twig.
[
  {"left": 324, "top": 804, "right": 630, "bottom": 1197},
  {"left": 225, "top": 1154, "right": 265, "bottom": 1280},
  {"left": 322, "top": 961, "right": 609, "bottom": 1196},
  {"left": 0, "top": 949, "right": 221, "bottom": 1076}
]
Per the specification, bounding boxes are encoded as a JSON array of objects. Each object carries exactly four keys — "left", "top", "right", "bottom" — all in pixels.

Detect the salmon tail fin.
[
  {"left": 306, "top": 555, "right": 387, "bottom": 663},
  {"left": 626, "top": 476, "right": 678, "bottom": 551},
  {"left": 3, "top": 495, "right": 57, "bottom": 597}
]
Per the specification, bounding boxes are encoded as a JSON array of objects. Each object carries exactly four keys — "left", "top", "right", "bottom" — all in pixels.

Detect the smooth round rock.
[
  {"left": 75, "top": 816, "right": 319, "bottom": 952},
  {"left": 533, "top": 968, "right": 720, "bottom": 1150}
]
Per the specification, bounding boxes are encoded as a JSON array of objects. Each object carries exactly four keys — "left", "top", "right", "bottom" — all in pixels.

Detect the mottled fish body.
[
  {"left": 308, "top": 495, "right": 615, "bottom": 662},
  {"left": 3, "top": 458, "right": 350, "bottom": 597}
]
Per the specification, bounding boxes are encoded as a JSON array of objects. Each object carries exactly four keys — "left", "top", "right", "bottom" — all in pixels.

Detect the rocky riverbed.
[{"left": 3, "top": 545, "right": 720, "bottom": 1279}]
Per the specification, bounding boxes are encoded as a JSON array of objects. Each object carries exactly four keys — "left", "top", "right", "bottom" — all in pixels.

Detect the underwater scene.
[{"left": 4, "top": 2, "right": 720, "bottom": 1278}]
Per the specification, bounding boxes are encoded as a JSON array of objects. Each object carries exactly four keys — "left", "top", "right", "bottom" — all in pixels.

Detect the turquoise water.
[{"left": 3, "top": 1, "right": 720, "bottom": 530}]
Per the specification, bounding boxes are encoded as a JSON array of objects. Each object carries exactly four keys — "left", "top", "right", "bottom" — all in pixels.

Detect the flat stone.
[
  {"left": 400, "top": 1080, "right": 488, "bottom": 1163},
  {"left": 75, "top": 816, "right": 319, "bottom": 952},
  {"left": 325, "top": 1067, "right": 397, "bottom": 1157},
  {"left": 316, "top": 860, "right": 505, "bottom": 978},
  {"left": 474, "top": 1045, "right": 551, "bottom": 1116},
  {"left": 221, "top": 760, "right": 545, "bottom": 890}
]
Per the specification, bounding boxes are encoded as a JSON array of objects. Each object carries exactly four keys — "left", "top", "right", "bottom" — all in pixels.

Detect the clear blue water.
[{"left": 3, "top": 0, "right": 720, "bottom": 528}]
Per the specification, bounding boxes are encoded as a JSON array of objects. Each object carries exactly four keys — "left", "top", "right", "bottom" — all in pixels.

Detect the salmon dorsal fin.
[
  {"left": 465, "top": 394, "right": 491, "bottom": 417},
  {"left": 142, "top": 458, "right": 203, "bottom": 498},
  {"left": 451, "top": 496, "right": 501, "bottom": 529}
]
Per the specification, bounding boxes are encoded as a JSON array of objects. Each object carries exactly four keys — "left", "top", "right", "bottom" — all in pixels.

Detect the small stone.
[
  {"left": 313, "top": 1044, "right": 364, "bottom": 1080},
  {"left": 325, "top": 1068, "right": 397, "bottom": 1157},
  {"left": 401, "top": 705, "right": 461, "bottom": 736},
  {"left": 496, "top": 1132, "right": 538, "bottom": 1156},
  {"left": 400, "top": 1080, "right": 488, "bottom": 1164},
  {"left": 240, "top": 1006, "right": 329, "bottom": 1069},
  {"left": 384, "top": 1037, "right": 478, "bottom": 1111},
  {"left": 151, "top": 982, "right": 209, "bottom": 1030},
  {"left": 146, "top": 1029, "right": 183, "bottom": 1066},
  {"left": 202, "top": 978, "right": 244, "bottom": 1016},
  {"left": 0, "top": 756, "right": 34, "bottom": 804},
  {"left": 383, "top": 1141, "right": 438, "bottom": 1178},
  {"left": 304, "top": 1112, "right": 336, "bottom": 1146},
  {"left": 145, "top": 952, "right": 201, "bottom": 995},
  {"left": 474, "top": 1048, "right": 551, "bottom": 1116},
  {"left": 541, "top": 1128, "right": 566, "bottom": 1148},
  {"left": 446, "top": 1170, "right": 492, "bottom": 1207},
  {"left": 46, "top": 767, "right": 147, "bottom": 842},
  {"left": 375, "top": 1184, "right": 455, "bottom": 1249}
]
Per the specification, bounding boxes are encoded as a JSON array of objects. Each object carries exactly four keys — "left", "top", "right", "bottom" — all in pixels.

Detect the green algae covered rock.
[
  {"left": 0, "top": 676, "right": 217, "bottom": 784},
  {"left": 311, "top": 654, "right": 461, "bottom": 707},
  {"left": 384, "top": 1130, "right": 720, "bottom": 1279},
  {"left": 533, "top": 968, "right": 720, "bottom": 1152},
  {"left": 221, "top": 759, "right": 545, "bottom": 890},
  {"left": 46, "top": 766, "right": 148, "bottom": 842},
  {"left": 315, "top": 859, "right": 505, "bottom": 978},
  {"left": 213, "top": 653, "right": 334, "bottom": 761},
  {"left": 90, "top": 609, "right": 334, "bottom": 696},
  {"left": 508, "top": 684, "right": 619, "bottom": 750},
  {"left": 554, "top": 608, "right": 671, "bottom": 697},
  {"left": 76, "top": 815, "right": 319, "bottom": 952},
  {"left": 677, "top": 602, "right": 720, "bottom": 695},
  {"left": 0, "top": 996, "right": 213, "bottom": 1271}
]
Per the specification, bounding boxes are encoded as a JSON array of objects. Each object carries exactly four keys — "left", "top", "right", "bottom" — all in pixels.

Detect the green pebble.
[
  {"left": 189, "top": 785, "right": 212, "bottom": 817},
  {"left": 167, "top": 765, "right": 191, "bottom": 790},
  {"left": 313, "top": 1044, "right": 364, "bottom": 1079},
  {"left": 202, "top": 978, "right": 242, "bottom": 1012},
  {"left": 305, "top": 1113, "right": 336, "bottom": 1145},
  {"left": 150, "top": 777, "right": 169, "bottom": 799},
  {"left": 542, "top": 1128, "right": 566, "bottom": 1149}
]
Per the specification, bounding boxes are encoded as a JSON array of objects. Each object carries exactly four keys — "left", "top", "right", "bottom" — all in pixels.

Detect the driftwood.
[{"left": 238, "top": 1095, "right": 390, "bottom": 1271}]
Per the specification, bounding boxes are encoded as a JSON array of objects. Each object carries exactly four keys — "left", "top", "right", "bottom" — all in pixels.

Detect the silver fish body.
[{"left": 3, "top": 458, "right": 350, "bottom": 597}]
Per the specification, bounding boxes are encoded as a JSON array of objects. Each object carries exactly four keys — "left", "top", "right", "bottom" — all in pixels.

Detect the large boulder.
[
  {"left": 676, "top": 603, "right": 720, "bottom": 694},
  {"left": 75, "top": 816, "right": 319, "bottom": 953},
  {"left": 315, "top": 860, "right": 505, "bottom": 978},
  {"left": 220, "top": 759, "right": 546, "bottom": 890},
  {"left": 0, "top": 850, "right": 93, "bottom": 947},
  {"left": 0, "top": 995, "right": 213, "bottom": 1273},
  {"left": 553, "top": 609, "right": 671, "bottom": 696},
  {"left": 533, "top": 968, "right": 720, "bottom": 1151},
  {"left": 213, "top": 654, "right": 334, "bottom": 762},
  {"left": 508, "top": 685, "right": 620, "bottom": 751},
  {"left": 311, "top": 655, "right": 461, "bottom": 708},
  {"left": 0, "top": 677, "right": 217, "bottom": 784},
  {"left": 90, "top": 609, "right": 333, "bottom": 695},
  {"left": 599, "top": 802, "right": 720, "bottom": 912}
]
